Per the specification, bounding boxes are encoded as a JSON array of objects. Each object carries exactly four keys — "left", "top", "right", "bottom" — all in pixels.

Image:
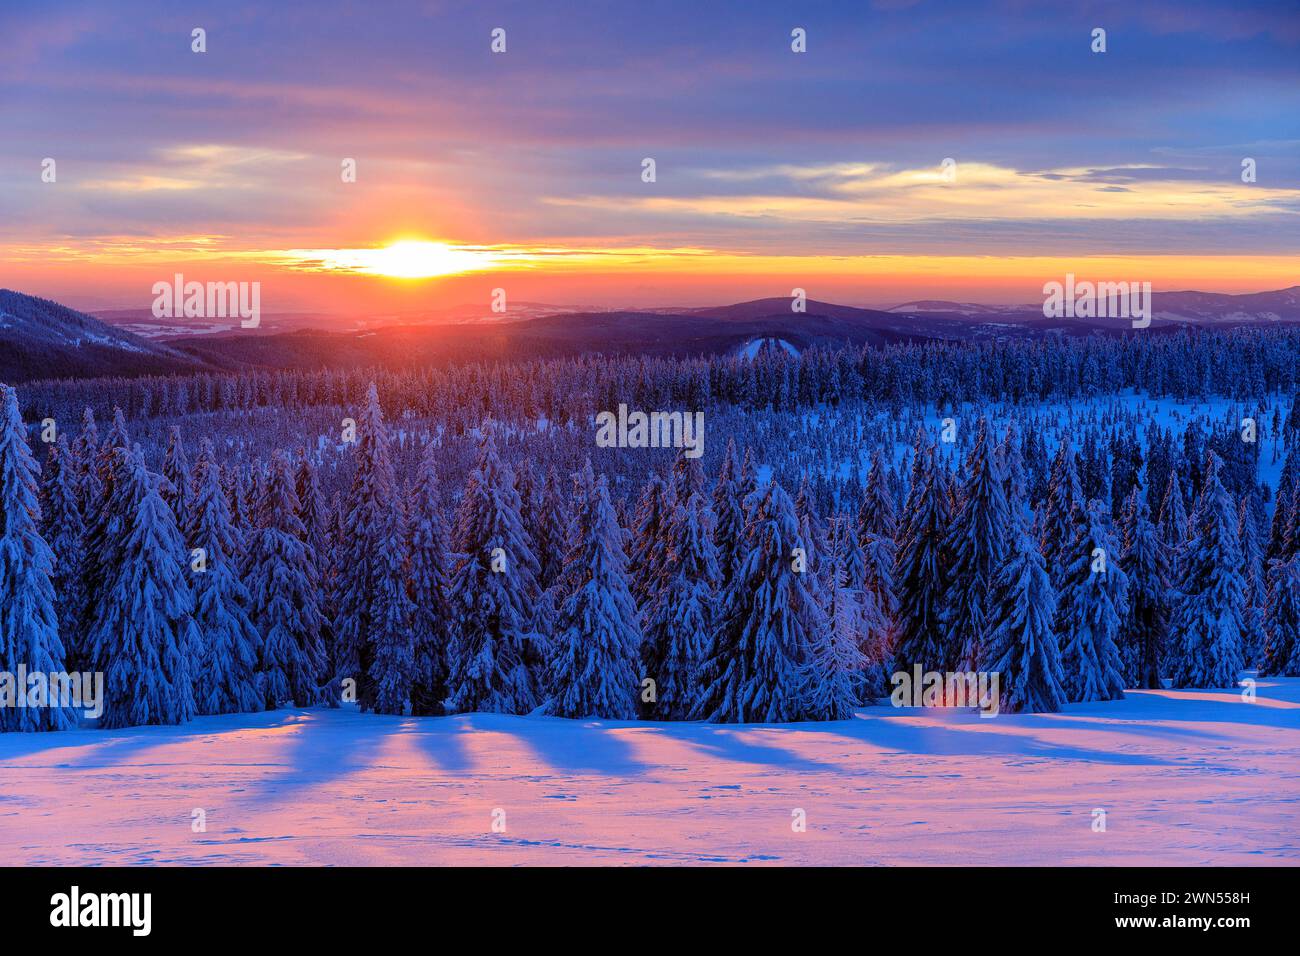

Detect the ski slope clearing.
[{"left": 2, "top": 677, "right": 1297, "bottom": 866}]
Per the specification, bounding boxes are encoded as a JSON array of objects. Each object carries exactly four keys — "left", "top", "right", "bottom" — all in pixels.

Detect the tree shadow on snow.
[
  {"left": 675, "top": 724, "right": 845, "bottom": 774},
  {"left": 492, "top": 717, "right": 651, "bottom": 776},
  {"left": 815, "top": 710, "right": 1180, "bottom": 766}
]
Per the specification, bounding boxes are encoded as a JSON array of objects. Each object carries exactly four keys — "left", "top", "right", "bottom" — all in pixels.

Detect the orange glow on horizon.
[{"left": 2, "top": 237, "right": 1294, "bottom": 313}]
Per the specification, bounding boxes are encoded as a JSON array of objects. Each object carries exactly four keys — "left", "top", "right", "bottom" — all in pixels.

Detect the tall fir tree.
[
  {"left": 406, "top": 442, "right": 453, "bottom": 715},
  {"left": 1237, "top": 492, "right": 1268, "bottom": 666},
  {"left": 446, "top": 425, "right": 542, "bottom": 713},
  {"left": 77, "top": 407, "right": 131, "bottom": 674},
  {"left": 333, "top": 384, "right": 412, "bottom": 710},
  {"left": 0, "top": 384, "right": 74, "bottom": 731},
  {"left": 984, "top": 529, "right": 1067, "bottom": 713},
  {"left": 1266, "top": 451, "right": 1295, "bottom": 562},
  {"left": 641, "top": 491, "right": 719, "bottom": 719},
  {"left": 698, "top": 480, "right": 827, "bottom": 723},
  {"left": 857, "top": 448, "right": 898, "bottom": 546},
  {"left": 70, "top": 407, "right": 101, "bottom": 513},
  {"left": 246, "top": 452, "right": 328, "bottom": 709},
  {"left": 1039, "top": 441, "right": 1082, "bottom": 587},
  {"left": 161, "top": 426, "right": 193, "bottom": 537},
  {"left": 1158, "top": 469, "right": 1190, "bottom": 585},
  {"left": 800, "top": 519, "right": 866, "bottom": 719},
  {"left": 533, "top": 467, "right": 572, "bottom": 593},
  {"left": 1260, "top": 557, "right": 1300, "bottom": 677},
  {"left": 672, "top": 452, "right": 706, "bottom": 506},
  {"left": 366, "top": 490, "right": 416, "bottom": 715},
  {"left": 40, "top": 436, "right": 87, "bottom": 671},
  {"left": 944, "top": 418, "right": 1012, "bottom": 670},
  {"left": 189, "top": 439, "right": 262, "bottom": 715},
  {"left": 87, "top": 446, "right": 199, "bottom": 728},
  {"left": 542, "top": 474, "right": 642, "bottom": 719},
  {"left": 1116, "top": 487, "right": 1169, "bottom": 689},
  {"left": 711, "top": 439, "right": 747, "bottom": 587},
  {"left": 1055, "top": 500, "right": 1128, "bottom": 702},
  {"left": 1168, "top": 454, "right": 1246, "bottom": 689},
  {"left": 628, "top": 471, "right": 676, "bottom": 612},
  {"left": 892, "top": 441, "right": 952, "bottom": 673},
  {"left": 294, "top": 455, "right": 331, "bottom": 573}
]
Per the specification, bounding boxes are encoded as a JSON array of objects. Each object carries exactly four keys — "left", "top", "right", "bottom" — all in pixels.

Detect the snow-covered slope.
[
  {"left": 0, "top": 289, "right": 208, "bottom": 382},
  {"left": 2, "top": 676, "right": 1294, "bottom": 865}
]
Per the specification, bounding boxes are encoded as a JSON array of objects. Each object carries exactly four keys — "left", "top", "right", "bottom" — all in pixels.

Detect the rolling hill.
[
  {"left": 6, "top": 285, "right": 1299, "bottom": 382},
  {"left": 0, "top": 290, "right": 214, "bottom": 383}
]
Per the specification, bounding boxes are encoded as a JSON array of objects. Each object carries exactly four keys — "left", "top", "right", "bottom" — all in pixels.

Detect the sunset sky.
[{"left": 2, "top": 0, "right": 1297, "bottom": 316}]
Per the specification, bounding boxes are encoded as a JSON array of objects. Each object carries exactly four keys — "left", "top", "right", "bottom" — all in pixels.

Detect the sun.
[
  {"left": 367, "top": 240, "right": 474, "bottom": 278},
  {"left": 302, "top": 240, "right": 503, "bottom": 279}
]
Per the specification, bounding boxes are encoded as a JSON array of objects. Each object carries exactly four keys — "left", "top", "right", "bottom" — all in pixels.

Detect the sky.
[{"left": 1, "top": 0, "right": 1297, "bottom": 316}]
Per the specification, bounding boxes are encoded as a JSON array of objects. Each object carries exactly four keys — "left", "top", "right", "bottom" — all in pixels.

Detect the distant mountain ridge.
[{"left": 5, "top": 285, "right": 1299, "bottom": 383}]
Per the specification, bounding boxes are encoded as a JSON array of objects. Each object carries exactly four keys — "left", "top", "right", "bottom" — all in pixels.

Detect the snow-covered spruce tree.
[
  {"left": 799, "top": 520, "right": 865, "bottom": 720},
  {"left": 892, "top": 441, "right": 953, "bottom": 674},
  {"left": 70, "top": 407, "right": 101, "bottom": 512},
  {"left": 0, "top": 385, "right": 73, "bottom": 731},
  {"left": 1157, "top": 470, "right": 1190, "bottom": 584},
  {"left": 641, "top": 491, "right": 719, "bottom": 720},
  {"left": 738, "top": 446, "right": 758, "bottom": 504},
  {"left": 542, "top": 474, "right": 642, "bottom": 719},
  {"left": 711, "top": 439, "right": 747, "bottom": 588},
  {"left": 222, "top": 462, "right": 252, "bottom": 541},
  {"left": 294, "top": 455, "right": 331, "bottom": 575},
  {"left": 697, "top": 480, "right": 827, "bottom": 723},
  {"left": 855, "top": 450, "right": 898, "bottom": 688},
  {"left": 517, "top": 461, "right": 568, "bottom": 593},
  {"left": 406, "top": 441, "right": 453, "bottom": 716},
  {"left": 532, "top": 468, "right": 572, "bottom": 593},
  {"left": 794, "top": 475, "right": 828, "bottom": 573},
  {"left": 1054, "top": 499, "right": 1128, "bottom": 702},
  {"left": 246, "top": 452, "right": 329, "bottom": 710},
  {"left": 1260, "top": 557, "right": 1300, "bottom": 677},
  {"left": 1168, "top": 454, "right": 1246, "bottom": 689},
  {"left": 944, "top": 417, "right": 1012, "bottom": 670},
  {"left": 40, "top": 436, "right": 87, "bottom": 670},
  {"left": 297, "top": 454, "right": 337, "bottom": 693},
  {"left": 1116, "top": 487, "right": 1169, "bottom": 689},
  {"left": 672, "top": 452, "right": 706, "bottom": 507},
  {"left": 161, "top": 426, "right": 192, "bottom": 537},
  {"left": 87, "top": 446, "right": 199, "bottom": 728},
  {"left": 76, "top": 407, "right": 131, "bottom": 673},
  {"left": 628, "top": 471, "right": 675, "bottom": 612},
  {"left": 1237, "top": 493, "right": 1268, "bottom": 666},
  {"left": 1038, "top": 441, "right": 1082, "bottom": 587},
  {"left": 366, "top": 491, "right": 416, "bottom": 715},
  {"left": 984, "top": 529, "right": 1067, "bottom": 713},
  {"left": 858, "top": 447, "right": 898, "bottom": 546},
  {"left": 188, "top": 439, "right": 262, "bottom": 715},
  {"left": 997, "top": 422, "right": 1032, "bottom": 529},
  {"left": 1266, "top": 451, "right": 1295, "bottom": 562},
  {"left": 446, "top": 425, "right": 542, "bottom": 714},
  {"left": 333, "top": 384, "right": 413, "bottom": 710},
  {"left": 836, "top": 512, "right": 890, "bottom": 701}
]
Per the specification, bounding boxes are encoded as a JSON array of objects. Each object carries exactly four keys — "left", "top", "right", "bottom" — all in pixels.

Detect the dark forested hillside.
[{"left": 0, "top": 289, "right": 212, "bottom": 382}]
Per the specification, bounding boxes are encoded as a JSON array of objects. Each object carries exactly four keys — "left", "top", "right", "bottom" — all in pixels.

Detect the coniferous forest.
[{"left": 5, "top": 325, "right": 1300, "bottom": 733}]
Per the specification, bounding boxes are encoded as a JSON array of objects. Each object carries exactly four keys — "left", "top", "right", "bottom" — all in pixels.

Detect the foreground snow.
[{"left": 2, "top": 678, "right": 1297, "bottom": 866}]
